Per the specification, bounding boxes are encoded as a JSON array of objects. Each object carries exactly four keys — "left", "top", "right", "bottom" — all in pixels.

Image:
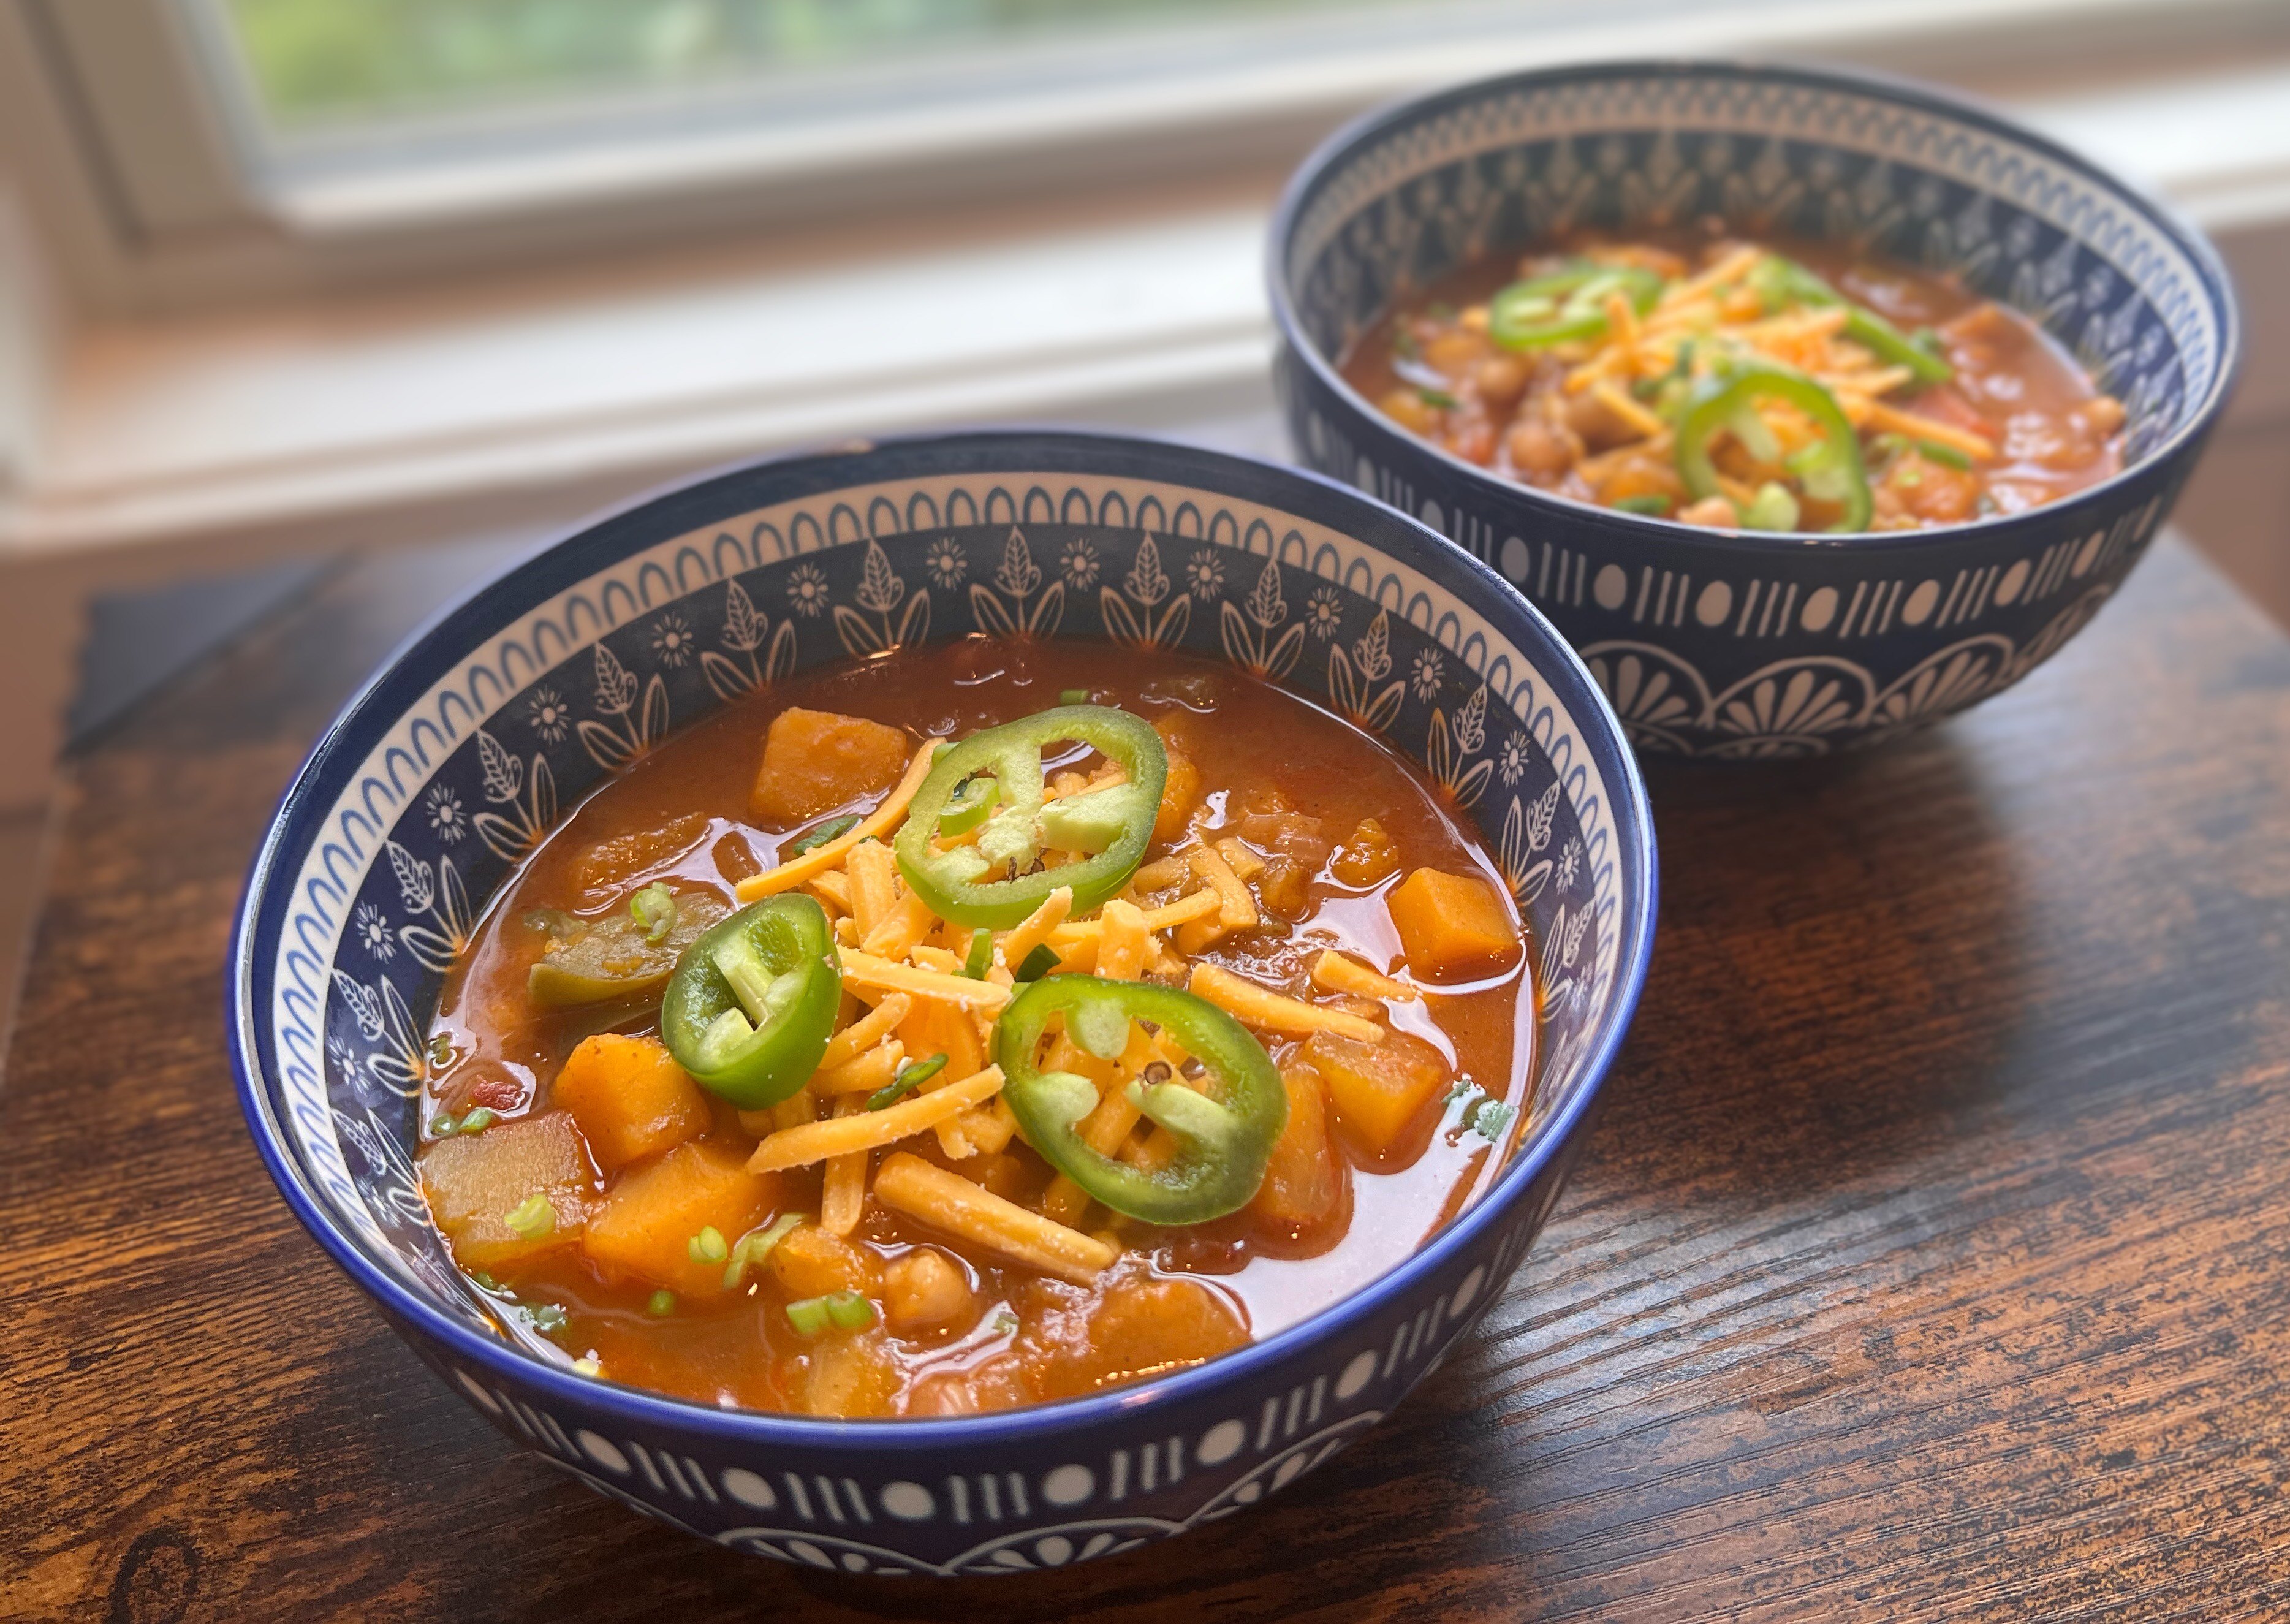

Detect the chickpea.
[
  {"left": 882, "top": 1248, "right": 979, "bottom": 1337},
  {"left": 1474, "top": 355, "right": 1528, "bottom": 411},
  {"left": 1507, "top": 415, "right": 1580, "bottom": 481},
  {"left": 1566, "top": 389, "right": 1636, "bottom": 452}
]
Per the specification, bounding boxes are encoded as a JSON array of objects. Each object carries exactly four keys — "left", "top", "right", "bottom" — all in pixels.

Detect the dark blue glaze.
[
  {"left": 1270, "top": 60, "right": 2240, "bottom": 757},
  {"left": 230, "top": 429, "right": 1656, "bottom": 1574}
]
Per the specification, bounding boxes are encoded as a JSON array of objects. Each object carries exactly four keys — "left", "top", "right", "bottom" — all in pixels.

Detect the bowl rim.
[
  {"left": 229, "top": 424, "right": 1659, "bottom": 1454},
  {"left": 1265, "top": 55, "right": 2243, "bottom": 557}
]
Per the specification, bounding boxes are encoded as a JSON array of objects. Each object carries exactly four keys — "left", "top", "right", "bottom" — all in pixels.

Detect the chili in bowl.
[
  {"left": 1271, "top": 60, "right": 2239, "bottom": 758},
  {"left": 231, "top": 429, "right": 1656, "bottom": 1574}
]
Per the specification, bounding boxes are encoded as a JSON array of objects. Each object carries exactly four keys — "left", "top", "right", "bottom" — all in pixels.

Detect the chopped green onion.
[
  {"left": 428, "top": 1031, "right": 455, "bottom": 1068},
  {"left": 646, "top": 1289, "right": 677, "bottom": 1317},
  {"left": 787, "top": 814, "right": 860, "bottom": 857},
  {"left": 722, "top": 1211, "right": 807, "bottom": 1290},
  {"left": 961, "top": 928, "right": 993, "bottom": 980},
  {"left": 688, "top": 1226, "right": 728, "bottom": 1264},
  {"left": 571, "top": 1357, "right": 602, "bottom": 1377},
  {"left": 1613, "top": 494, "right": 1672, "bottom": 516},
  {"left": 868, "top": 1052, "right": 949, "bottom": 1112},
  {"left": 1416, "top": 387, "right": 1458, "bottom": 409},
  {"left": 992, "top": 1310, "right": 1020, "bottom": 1335},
  {"left": 527, "top": 1302, "right": 568, "bottom": 1334},
  {"left": 428, "top": 1112, "right": 458, "bottom": 1136},
  {"left": 629, "top": 881, "right": 677, "bottom": 944},
  {"left": 824, "top": 1291, "right": 875, "bottom": 1330},
  {"left": 1916, "top": 439, "right": 1973, "bottom": 470},
  {"left": 1392, "top": 327, "right": 1419, "bottom": 359},
  {"left": 785, "top": 1296, "right": 832, "bottom": 1337},
  {"left": 1470, "top": 1099, "right": 1517, "bottom": 1142},
  {"left": 457, "top": 1107, "right": 497, "bottom": 1135},
  {"left": 471, "top": 1271, "right": 501, "bottom": 1293},
  {"left": 1058, "top": 688, "right": 1091, "bottom": 705},
  {"left": 1014, "top": 943, "right": 1061, "bottom": 982},
  {"left": 504, "top": 1193, "right": 556, "bottom": 1239}
]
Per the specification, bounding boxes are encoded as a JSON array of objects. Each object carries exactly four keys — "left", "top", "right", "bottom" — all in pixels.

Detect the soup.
[
  {"left": 417, "top": 639, "right": 1534, "bottom": 1417},
  {"left": 1342, "top": 232, "right": 2125, "bottom": 532}
]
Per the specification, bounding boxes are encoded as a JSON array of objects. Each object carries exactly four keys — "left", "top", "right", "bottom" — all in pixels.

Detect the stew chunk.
[
  {"left": 752, "top": 707, "right": 909, "bottom": 824},
  {"left": 423, "top": 1112, "right": 598, "bottom": 1269},
  {"left": 552, "top": 1033, "right": 710, "bottom": 1172},
  {"left": 1307, "top": 1029, "right": 1450, "bottom": 1158},
  {"left": 1250, "top": 1063, "right": 1344, "bottom": 1229},
  {"left": 1386, "top": 867, "right": 1520, "bottom": 981},
  {"left": 581, "top": 1140, "right": 775, "bottom": 1297}
]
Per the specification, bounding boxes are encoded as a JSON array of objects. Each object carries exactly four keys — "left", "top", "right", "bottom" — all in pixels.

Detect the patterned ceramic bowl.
[
  {"left": 1271, "top": 60, "right": 2240, "bottom": 758},
  {"left": 230, "top": 430, "right": 1656, "bottom": 1576}
]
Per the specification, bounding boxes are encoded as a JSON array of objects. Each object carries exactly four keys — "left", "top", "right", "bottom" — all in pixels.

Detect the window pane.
[{"left": 214, "top": 0, "right": 1414, "bottom": 130}]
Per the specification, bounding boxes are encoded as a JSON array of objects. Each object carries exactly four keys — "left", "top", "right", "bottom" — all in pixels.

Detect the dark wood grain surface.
[{"left": 6, "top": 531, "right": 2288, "bottom": 1623}]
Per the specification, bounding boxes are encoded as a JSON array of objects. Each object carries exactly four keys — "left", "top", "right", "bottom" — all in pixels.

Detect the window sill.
[{"left": 8, "top": 58, "right": 2290, "bottom": 574}]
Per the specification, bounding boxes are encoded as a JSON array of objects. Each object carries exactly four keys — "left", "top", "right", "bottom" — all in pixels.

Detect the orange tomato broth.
[
  {"left": 419, "top": 637, "right": 1535, "bottom": 1417},
  {"left": 1342, "top": 230, "right": 2124, "bottom": 531}
]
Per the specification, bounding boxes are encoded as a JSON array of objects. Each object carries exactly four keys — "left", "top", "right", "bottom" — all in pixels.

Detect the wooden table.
[{"left": 6, "top": 529, "right": 2289, "bottom": 1622}]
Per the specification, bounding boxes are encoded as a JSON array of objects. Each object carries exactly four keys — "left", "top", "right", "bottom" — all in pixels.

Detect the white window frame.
[{"left": 6, "top": 0, "right": 2286, "bottom": 315}]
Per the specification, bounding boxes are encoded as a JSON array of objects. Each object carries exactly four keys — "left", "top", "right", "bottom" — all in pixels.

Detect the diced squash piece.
[
  {"left": 580, "top": 1140, "right": 775, "bottom": 1296},
  {"left": 752, "top": 707, "right": 911, "bottom": 824},
  {"left": 883, "top": 1247, "right": 979, "bottom": 1337},
  {"left": 1250, "top": 1064, "right": 1344, "bottom": 1231},
  {"left": 801, "top": 1330, "right": 901, "bottom": 1418},
  {"left": 551, "top": 1033, "right": 710, "bottom": 1172},
  {"left": 1016, "top": 1273, "right": 1248, "bottom": 1403},
  {"left": 1152, "top": 718, "right": 1201, "bottom": 844},
  {"left": 569, "top": 813, "right": 710, "bottom": 894},
  {"left": 1306, "top": 1028, "right": 1450, "bottom": 1157},
  {"left": 770, "top": 1222, "right": 884, "bottom": 1300},
  {"left": 1386, "top": 867, "right": 1521, "bottom": 981},
  {"left": 422, "top": 1112, "right": 597, "bottom": 1270}
]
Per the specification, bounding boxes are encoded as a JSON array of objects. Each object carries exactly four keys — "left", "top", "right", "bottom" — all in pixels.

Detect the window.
[{"left": 20, "top": 0, "right": 2281, "bottom": 308}]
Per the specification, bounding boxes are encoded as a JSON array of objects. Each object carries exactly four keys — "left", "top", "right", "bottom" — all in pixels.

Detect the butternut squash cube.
[
  {"left": 552, "top": 1033, "right": 711, "bottom": 1172},
  {"left": 422, "top": 1112, "right": 597, "bottom": 1270},
  {"left": 1249, "top": 1063, "right": 1345, "bottom": 1231},
  {"left": 1151, "top": 717, "right": 1202, "bottom": 844},
  {"left": 1386, "top": 867, "right": 1521, "bottom": 982},
  {"left": 769, "top": 1223, "right": 884, "bottom": 1300},
  {"left": 752, "top": 707, "right": 910, "bottom": 824},
  {"left": 1306, "top": 1029, "right": 1450, "bottom": 1158},
  {"left": 580, "top": 1140, "right": 775, "bottom": 1296}
]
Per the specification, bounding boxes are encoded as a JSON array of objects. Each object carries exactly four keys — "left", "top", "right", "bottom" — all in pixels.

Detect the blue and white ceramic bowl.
[
  {"left": 1271, "top": 60, "right": 2240, "bottom": 758},
  {"left": 230, "top": 430, "right": 1657, "bottom": 1576}
]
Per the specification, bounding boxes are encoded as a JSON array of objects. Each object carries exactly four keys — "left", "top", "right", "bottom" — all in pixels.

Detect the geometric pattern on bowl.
[
  {"left": 1272, "top": 60, "right": 2240, "bottom": 756},
  {"left": 231, "top": 430, "right": 1658, "bottom": 1571}
]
